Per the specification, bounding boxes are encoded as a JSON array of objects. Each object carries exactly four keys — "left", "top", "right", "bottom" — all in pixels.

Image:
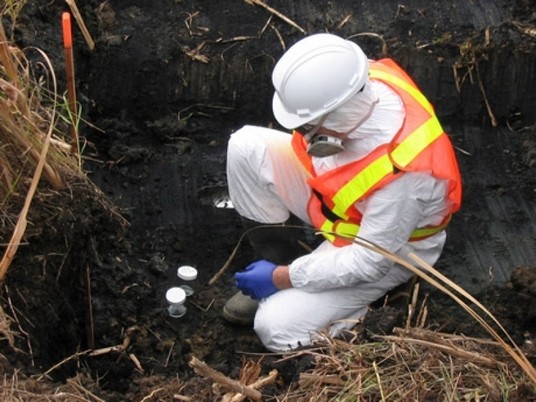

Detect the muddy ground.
[{"left": 1, "top": 0, "right": 536, "bottom": 400}]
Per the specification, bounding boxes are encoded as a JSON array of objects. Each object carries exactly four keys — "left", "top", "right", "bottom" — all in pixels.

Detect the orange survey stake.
[
  {"left": 62, "top": 12, "right": 72, "bottom": 49},
  {"left": 62, "top": 11, "right": 79, "bottom": 153}
]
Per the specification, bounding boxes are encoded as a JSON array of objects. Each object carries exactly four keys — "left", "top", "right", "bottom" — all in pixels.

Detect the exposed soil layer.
[{"left": 1, "top": 0, "right": 535, "bottom": 400}]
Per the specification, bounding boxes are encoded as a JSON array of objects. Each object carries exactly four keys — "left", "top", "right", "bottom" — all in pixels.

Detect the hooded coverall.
[{"left": 226, "top": 67, "right": 460, "bottom": 352}]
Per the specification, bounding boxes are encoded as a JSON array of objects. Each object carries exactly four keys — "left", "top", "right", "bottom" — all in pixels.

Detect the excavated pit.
[{"left": 2, "top": 0, "right": 535, "bottom": 398}]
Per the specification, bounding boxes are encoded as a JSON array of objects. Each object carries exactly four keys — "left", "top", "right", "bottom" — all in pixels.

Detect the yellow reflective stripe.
[
  {"left": 369, "top": 69, "right": 434, "bottom": 115},
  {"left": 325, "top": 220, "right": 447, "bottom": 242},
  {"left": 391, "top": 117, "right": 443, "bottom": 167},
  {"left": 336, "top": 221, "right": 359, "bottom": 239},
  {"left": 411, "top": 215, "right": 451, "bottom": 239},
  {"left": 320, "top": 219, "right": 335, "bottom": 241},
  {"left": 332, "top": 154, "right": 393, "bottom": 218},
  {"left": 412, "top": 226, "right": 443, "bottom": 238}
]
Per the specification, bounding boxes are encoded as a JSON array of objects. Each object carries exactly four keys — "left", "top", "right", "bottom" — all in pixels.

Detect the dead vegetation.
[
  {"left": 0, "top": 2, "right": 534, "bottom": 401},
  {"left": 0, "top": 289, "right": 534, "bottom": 401},
  {"left": 0, "top": 16, "right": 83, "bottom": 280},
  {"left": 0, "top": 6, "right": 121, "bottom": 398},
  {"left": 283, "top": 326, "right": 534, "bottom": 401}
]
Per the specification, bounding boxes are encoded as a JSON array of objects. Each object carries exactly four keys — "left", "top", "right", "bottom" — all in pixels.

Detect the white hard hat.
[{"left": 272, "top": 33, "right": 369, "bottom": 129}]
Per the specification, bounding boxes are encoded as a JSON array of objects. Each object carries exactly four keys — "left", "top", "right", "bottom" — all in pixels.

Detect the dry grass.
[
  {"left": 1, "top": 0, "right": 27, "bottom": 34},
  {"left": 289, "top": 337, "right": 530, "bottom": 401},
  {"left": 0, "top": 19, "right": 76, "bottom": 202},
  {"left": 174, "top": 280, "right": 535, "bottom": 401},
  {"left": 0, "top": 4, "right": 104, "bottom": 370},
  {"left": 0, "top": 289, "right": 532, "bottom": 401},
  {"left": 0, "top": 17, "right": 87, "bottom": 279},
  {"left": 280, "top": 298, "right": 535, "bottom": 401},
  {"left": 267, "top": 235, "right": 536, "bottom": 401},
  {"left": 0, "top": 372, "right": 95, "bottom": 401}
]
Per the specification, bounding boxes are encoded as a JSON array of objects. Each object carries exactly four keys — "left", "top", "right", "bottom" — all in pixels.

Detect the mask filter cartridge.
[{"left": 307, "top": 135, "right": 344, "bottom": 157}]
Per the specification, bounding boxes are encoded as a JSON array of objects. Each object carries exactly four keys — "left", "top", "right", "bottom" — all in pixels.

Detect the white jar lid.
[
  {"left": 177, "top": 265, "right": 198, "bottom": 281},
  {"left": 166, "top": 287, "right": 186, "bottom": 304}
]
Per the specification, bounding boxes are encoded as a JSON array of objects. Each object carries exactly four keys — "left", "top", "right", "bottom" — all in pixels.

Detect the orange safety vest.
[{"left": 291, "top": 58, "right": 462, "bottom": 246}]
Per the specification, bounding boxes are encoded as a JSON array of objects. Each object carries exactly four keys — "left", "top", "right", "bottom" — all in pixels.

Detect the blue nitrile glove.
[{"left": 235, "top": 259, "right": 278, "bottom": 300}]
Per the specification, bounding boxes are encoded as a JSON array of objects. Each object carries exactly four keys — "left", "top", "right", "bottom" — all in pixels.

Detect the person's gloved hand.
[{"left": 235, "top": 259, "right": 278, "bottom": 300}]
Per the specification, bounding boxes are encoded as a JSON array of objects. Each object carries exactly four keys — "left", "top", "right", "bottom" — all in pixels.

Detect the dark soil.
[{"left": 1, "top": 0, "right": 535, "bottom": 400}]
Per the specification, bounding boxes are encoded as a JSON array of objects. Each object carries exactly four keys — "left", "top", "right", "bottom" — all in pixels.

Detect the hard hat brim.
[{"left": 272, "top": 92, "right": 308, "bottom": 129}]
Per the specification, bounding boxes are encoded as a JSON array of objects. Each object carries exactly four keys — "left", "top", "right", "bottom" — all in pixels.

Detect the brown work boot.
[{"left": 222, "top": 291, "right": 259, "bottom": 326}]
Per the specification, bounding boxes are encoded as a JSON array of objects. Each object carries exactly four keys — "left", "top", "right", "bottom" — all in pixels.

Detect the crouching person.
[{"left": 223, "top": 33, "right": 462, "bottom": 352}]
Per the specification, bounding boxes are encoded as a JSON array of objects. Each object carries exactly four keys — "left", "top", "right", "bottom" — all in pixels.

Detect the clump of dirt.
[{"left": 1, "top": 0, "right": 535, "bottom": 400}]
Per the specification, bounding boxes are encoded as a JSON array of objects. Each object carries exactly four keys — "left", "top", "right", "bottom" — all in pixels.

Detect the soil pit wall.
[{"left": 2, "top": 0, "right": 535, "bottom": 394}]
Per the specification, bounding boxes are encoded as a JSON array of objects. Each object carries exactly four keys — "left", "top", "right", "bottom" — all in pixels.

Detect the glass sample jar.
[
  {"left": 177, "top": 265, "right": 198, "bottom": 296},
  {"left": 166, "top": 287, "right": 187, "bottom": 318}
]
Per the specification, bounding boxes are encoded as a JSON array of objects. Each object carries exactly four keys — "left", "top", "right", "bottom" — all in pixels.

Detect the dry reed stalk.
[
  {"left": 348, "top": 32, "right": 389, "bottom": 57},
  {"left": 383, "top": 330, "right": 499, "bottom": 368},
  {"left": 0, "top": 20, "right": 89, "bottom": 279},
  {"left": 294, "top": 325, "right": 531, "bottom": 401},
  {"left": 274, "top": 243, "right": 535, "bottom": 400},
  {"left": 0, "top": 304, "right": 15, "bottom": 347},
  {"left": 0, "top": 25, "right": 67, "bottom": 194},
  {"left": 189, "top": 356, "right": 262, "bottom": 401},
  {"left": 223, "top": 369, "right": 278, "bottom": 402},
  {"left": 65, "top": 0, "right": 95, "bottom": 50},
  {"left": 0, "top": 63, "right": 56, "bottom": 280},
  {"left": 244, "top": 0, "right": 306, "bottom": 34},
  {"left": 322, "top": 232, "right": 536, "bottom": 384},
  {"left": 212, "top": 221, "right": 536, "bottom": 397},
  {"left": 65, "top": 374, "right": 106, "bottom": 402}
]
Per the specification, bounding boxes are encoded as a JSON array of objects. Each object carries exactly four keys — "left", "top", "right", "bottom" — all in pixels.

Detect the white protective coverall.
[{"left": 226, "top": 80, "right": 452, "bottom": 352}]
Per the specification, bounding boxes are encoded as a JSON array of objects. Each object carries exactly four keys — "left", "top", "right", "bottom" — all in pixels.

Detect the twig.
[
  {"left": 165, "top": 341, "right": 175, "bottom": 367},
  {"left": 141, "top": 387, "right": 165, "bottom": 402},
  {"left": 189, "top": 356, "right": 262, "bottom": 401},
  {"left": 173, "top": 395, "right": 192, "bottom": 401},
  {"left": 299, "top": 373, "right": 346, "bottom": 386},
  {"left": 87, "top": 325, "right": 138, "bottom": 356},
  {"left": 382, "top": 331, "right": 498, "bottom": 367},
  {"left": 227, "top": 369, "right": 278, "bottom": 401},
  {"left": 38, "top": 349, "right": 91, "bottom": 380},
  {"left": 269, "top": 23, "right": 286, "bottom": 51},
  {"left": 512, "top": 21, "right": 536, "bottom": 39},
  {"left": 474, "top": 58, "right": 498, "bottom": 127},
  {"left": 4, "top": 285, "right": 34, "bottom": 365},
  {"left": 66, "top": 377, "right": 106, "bottom": 402},
  {"left": 189, "top": 297, "right": 215, "bottom": 312},
  {"left": 129, "top": 353, "right": 144, "bottom": 372},
  {"left": 244, "top": 0, "right": 306, "bottom": 34},
  {"left": 65, "top": 0, "right": 95, "bottom": 50},
  {"left": 85, "top": 264, "right": 95, "bottom": 349},
  {"left": 53, "top": 393, "right": 95, "bottom": 402},
  {"left": 337, "top": 14, "right": 353, "bottom": 30},
  {"left": 208, "top": 230, "right": 249, "bottom": 285},
  {"left": 347, "top": 32, "right": 388, "bottom": 57},
  {"left": 372, "top": 361, "right": 386, "bottom": 402}
]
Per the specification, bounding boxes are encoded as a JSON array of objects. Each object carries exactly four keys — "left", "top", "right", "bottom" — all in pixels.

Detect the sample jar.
[
  {"left": 166, "top": 287, "right": 187, "bottom": 318},
  {"left": 177, "top": 265, "right": 198, "bottom": 296}
]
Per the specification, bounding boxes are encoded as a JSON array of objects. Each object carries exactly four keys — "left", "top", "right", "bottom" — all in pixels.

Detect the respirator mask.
[
  {"left": 297, "top": 83, "right": 378, "bottom": 158},
  {"left": 297, "top": 115, "right": 345, "bottom": 158},
  {"left": 307, "top": 134, "right": 345, "bottom": 157}
]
